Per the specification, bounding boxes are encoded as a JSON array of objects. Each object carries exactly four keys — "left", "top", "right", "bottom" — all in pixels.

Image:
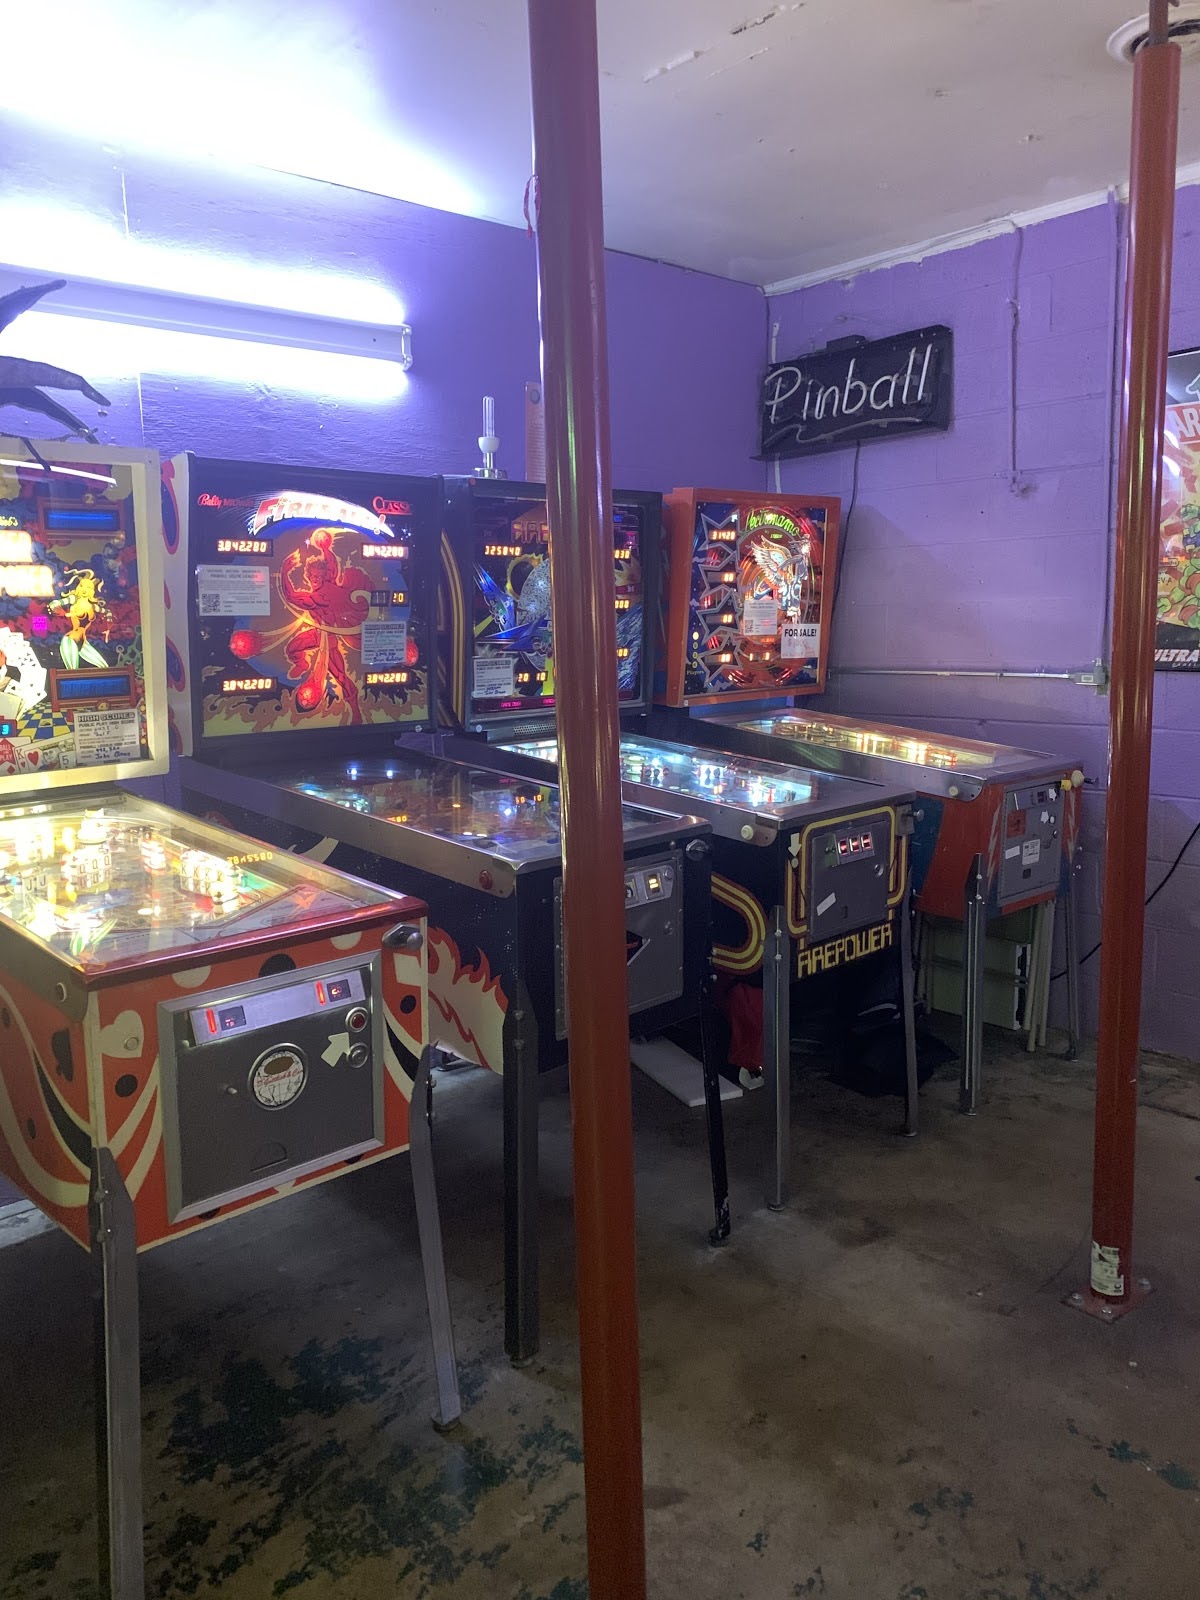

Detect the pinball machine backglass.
[{"left": 657, "top": 488, "right": 840, "bottom": 707}]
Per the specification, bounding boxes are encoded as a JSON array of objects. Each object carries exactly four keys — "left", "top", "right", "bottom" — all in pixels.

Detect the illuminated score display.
[
  {"left": 361, "top": 544, "right": 409, "bottom": 560},
  {"left": 216, "top": 538, "right": 272, "bottom": 556},
  {"left": 484, "top": 543, "right": 522, "bottom": 558},
  {"left": 221, "top": 676, "right": 274, "bottom": 694},
  {"left": 365, "top": 670, "right": 410, "bottom": 686}
]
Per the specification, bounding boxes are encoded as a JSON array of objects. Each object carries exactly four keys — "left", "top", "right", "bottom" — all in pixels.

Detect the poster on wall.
[{"left": 1158, "top": 347, "right": 1200, "bottom": 670}]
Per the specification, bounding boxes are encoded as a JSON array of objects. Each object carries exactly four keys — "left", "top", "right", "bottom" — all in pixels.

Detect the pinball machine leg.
[
  {"left": 89, "top": 1148, "right": 144, "bottom": 1600},
  {"left": 960, "top": 854, "right": 987, "bottom": 1116},
  {"left": 698, "top": 971, "right": 731, "bottom": 1245},
  {"left": 764, "top": 905, "right": 791, "bottom": 1210},
  {"left": 409, "top": 1049, "right": 462, "bottom": 1430},
  {"left": 503, "top": 1024, "right": 540, "bottom": 1365},
  {"left": 1063, "top": 880, "right": 1083, "bottom": 1059},
  {"left": 900, "top": 892, "right": 920, "bottom": 1138}
]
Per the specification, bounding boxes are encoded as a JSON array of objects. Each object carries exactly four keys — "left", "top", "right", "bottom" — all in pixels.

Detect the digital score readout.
[
  {"left": 217, "top": 538, "right": 272, "bottom": 556},
  {"left": 221, "top": 675, "right": 275, "bottom": 695}
]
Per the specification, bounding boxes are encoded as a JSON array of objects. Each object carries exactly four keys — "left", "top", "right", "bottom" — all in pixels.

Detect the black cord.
[
  {"left": 831, "top": 442, "right": 862, "bottom": 614},
  {"left": 1050, "top": 816, "right": 1200, "bottom": 981}
]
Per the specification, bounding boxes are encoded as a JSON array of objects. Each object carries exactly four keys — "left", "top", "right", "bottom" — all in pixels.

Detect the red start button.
[{"left": 347, "top": 1007, "right": 369, "bottom": 1033}]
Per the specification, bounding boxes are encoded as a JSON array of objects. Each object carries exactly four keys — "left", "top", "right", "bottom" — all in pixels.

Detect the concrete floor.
[{"left": 2, "top": 1030, "right": 1199, "bottom": 1600}]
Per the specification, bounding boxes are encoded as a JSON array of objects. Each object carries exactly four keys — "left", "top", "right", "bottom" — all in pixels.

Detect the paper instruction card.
[
  {"left": 473, "top": 655, "right": 517, "bottom": 700},
  {"left": 74, "top": 708, "right": 142, "bottom": 767},
  {"left": 742, "top": 597, "right": 779, "bottom": 637},
  {"left": 360, "top": 619, "right": 408, "bottom": 668},
  {"left": 197, "top": 565, "right": 272, "bottom": 617}
]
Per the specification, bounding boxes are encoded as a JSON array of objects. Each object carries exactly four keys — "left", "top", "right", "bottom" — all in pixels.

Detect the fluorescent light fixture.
[
  {"left": 0, "top": 457, "right": 117, "bottom": 485},
  {"left": 0, "top": 264, "right": 411, "bottom": 400},
  {"left": 0, "top": 269, "right": 411, "bottom": 366}
]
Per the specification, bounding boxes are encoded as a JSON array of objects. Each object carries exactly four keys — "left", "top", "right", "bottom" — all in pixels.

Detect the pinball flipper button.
[{"left": 347, "top": 1007, "right": 369, "bottom": 1033}]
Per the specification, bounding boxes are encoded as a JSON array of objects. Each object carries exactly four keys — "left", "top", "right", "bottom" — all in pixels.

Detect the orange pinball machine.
[
  {"left": 0, "top": 440, "right": 459, "bottom": 1600},
  {"left": 654, "top": 486, "right": 1085, "bottom": 1111}
]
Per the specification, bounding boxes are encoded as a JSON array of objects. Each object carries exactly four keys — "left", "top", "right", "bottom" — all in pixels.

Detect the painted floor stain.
[{"left": 909, "top": 1486, "right": 975, "bottom": 1526}]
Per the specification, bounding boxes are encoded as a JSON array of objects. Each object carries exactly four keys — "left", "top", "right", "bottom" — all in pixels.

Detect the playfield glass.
[
  {"left": 720, "top": 713, "right": 1007, "bottom": 771},
  {"left": 277, "top": 757, "right": 673, "bottom": 867},
  {"left": 0, "top": 793, "right": 387, "bottom": 971},
  {"left": 0, "top": 443, "right": 163, "bottom": 791},
  {"left": 464, "top": 492, "right": 647, "bottom": 719},
  {"left": 504, "top": 735, "right": 839, "bottom": 818}
]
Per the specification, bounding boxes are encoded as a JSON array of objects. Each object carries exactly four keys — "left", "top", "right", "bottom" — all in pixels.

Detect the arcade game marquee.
[
  {"left": 161, "top": 456, "right": 724, "bottom": 1366},
  {"left": 436, "top": 478, "right": 918, "bottom": 1211},
  {"left": 652, "top": 486, "right": 1086, "bottom": 1110},
  {"left": 0, "top": 440, "right": 460, "bottom": 1600}
]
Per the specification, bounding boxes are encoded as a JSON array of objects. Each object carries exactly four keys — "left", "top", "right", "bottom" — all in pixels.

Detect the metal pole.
[
  {"left": 525, "top": 4, "right": 646, "bottom": 1595},
  {"left": 90, "top": 1149, "right": 144, "bottom": 1600},
  {"left": 764, "top": 905, "right": 791, "bottom": 1209},
  {"left": 959, "top": 855, "right": 986, "bottom": 1115},
  {"left": 1087, "top": 0, "right": 1180, "bottom": 1312}
]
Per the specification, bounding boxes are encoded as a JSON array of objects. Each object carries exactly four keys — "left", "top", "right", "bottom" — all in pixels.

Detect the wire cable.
[
  {"left": 1051, "top": 816, "right": 1200, "bottom": 981},
  {"left": 831, "top": 441, "right": 862, "bottom": 615}
]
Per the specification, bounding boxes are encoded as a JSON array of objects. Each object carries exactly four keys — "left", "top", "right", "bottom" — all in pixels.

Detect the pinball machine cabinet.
[
  {"left": 0, "top": 440, "right": 458, "bottom": 1600},
  {"left": 163, "top": 459, "right": 721, "bottom": 1366}
]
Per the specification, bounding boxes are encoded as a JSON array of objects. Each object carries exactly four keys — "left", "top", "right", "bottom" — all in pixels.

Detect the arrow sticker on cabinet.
[{"left": 322, "top": 1032, "right": 351, "bottom": 1067}]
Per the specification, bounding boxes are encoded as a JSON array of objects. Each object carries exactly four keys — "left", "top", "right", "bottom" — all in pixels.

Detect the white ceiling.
[{"left": 7, "top": 0, "right": 1199, "bottom": 286}]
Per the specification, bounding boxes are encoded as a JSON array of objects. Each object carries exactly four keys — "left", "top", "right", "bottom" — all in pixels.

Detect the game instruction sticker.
[
  {"left": 361, "top": 619, "right": 408, "bottom": 669},
  {"left": 742, "top": 597, "right": 779, "bottom": 637},
  {"left": 781, "top": 621, "right": 821, "bottom": 660},
  {"left": 473, "top": 656, "right": 517, "bottom": 700},
  {"left": 196, "top": 565, "right": 272, "bottom": 617},
  {"left": 74, "top": 708, "right": 143, "bottom": 767}
]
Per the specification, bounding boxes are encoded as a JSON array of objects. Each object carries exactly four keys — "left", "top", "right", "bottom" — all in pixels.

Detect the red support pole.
[
  {"left": 1086, "top": 1, "right": 1180, "bottom": 1315},
  {"left": 525, "top": 2, "right": 647, "bottom": 1595}
]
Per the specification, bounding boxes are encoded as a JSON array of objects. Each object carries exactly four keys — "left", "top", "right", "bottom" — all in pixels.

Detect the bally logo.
[{"left": 797, "top": 919, "right": 894, "bottom": 978}]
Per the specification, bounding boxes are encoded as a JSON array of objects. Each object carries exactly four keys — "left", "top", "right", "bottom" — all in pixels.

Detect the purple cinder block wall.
[
  {"left": 769, "top": 195, "right": 1200, "bottom": 1060},
  {"left": 0, "top": 116, "right": 765, "bottom": 490}
]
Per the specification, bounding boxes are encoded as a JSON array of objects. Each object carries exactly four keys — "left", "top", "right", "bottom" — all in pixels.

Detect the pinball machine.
[
  {"left": 435, "top": 478, "right": 918, "bottom": 1210},
  {"left": 0, "top": 440, "right": 459, "bottom": 1600},
  {"left": 161, "top": 456, "right": 723, "bottom": 1366},
  {"left": 652, "top": 486, "right": 1086, "bottom": 1108}
]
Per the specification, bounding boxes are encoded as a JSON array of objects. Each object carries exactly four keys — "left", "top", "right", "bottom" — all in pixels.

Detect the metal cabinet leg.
[
  {"left": 409, "top": 1050, "right": 461, "bottom": 1429},
  {"left": 698, "top": 972, "right": 731, "bottom": 1245},
  {"left": 960, "top": 855, "right": 987, "bottom": 1116},
  {"left": 764, "top": 906, "right": 791, "bottom": 1210},
  {"left": 89, "top": 1149, "right": 144, "bottom": 1600},
  {"left": 899, "top": 890, "right": 920, "bottom": 1138},
  {"left": 503, "top": 1027, "right": 539, "bottom": 1365},
  {"left": 1062, "top": 863, "right": 1082, "bottom": 1062}
]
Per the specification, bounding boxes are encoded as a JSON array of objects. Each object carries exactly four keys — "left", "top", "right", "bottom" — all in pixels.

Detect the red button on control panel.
[{"left": 347, "top": 1007, "right": 369, "bottom": 1033}]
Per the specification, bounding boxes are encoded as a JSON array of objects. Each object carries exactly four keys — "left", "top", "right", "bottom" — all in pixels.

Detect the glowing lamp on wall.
[{"left": 0, "top": 265, "right": 412, "bottom": 401}]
